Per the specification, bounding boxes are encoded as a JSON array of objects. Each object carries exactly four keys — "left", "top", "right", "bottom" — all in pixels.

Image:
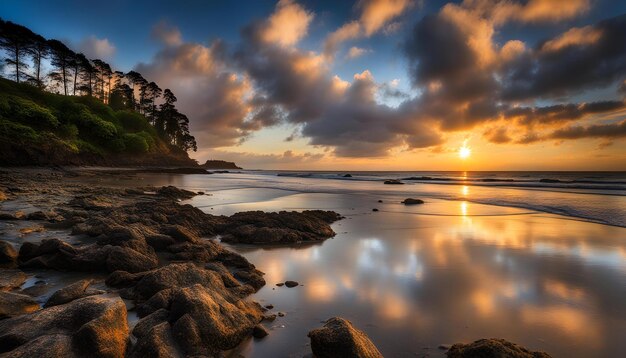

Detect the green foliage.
[
  {"left": 0, "top": 119, "right": 39, "bottom": 141},
  {"left": 58, "top": 123, "right": 78, "bottom": 139},
  {"left": 72, "top": 106, "right": 118, "bottom": 140},
  {"left": 116, "top": 110, "right": 150, "bottom": 132},
  {"left": 122, "top": 133, "right": 149, "bottom": 153},
  {"left": 0, "top": 93, "right": 58, "bottom": 128},
  {"left": 136, "top": 131, "right": 155, "bottom": 150}
]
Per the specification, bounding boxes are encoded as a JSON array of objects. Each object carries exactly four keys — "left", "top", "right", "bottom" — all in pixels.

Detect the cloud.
[
  {"left": 347, "top": 46, "right": 369, "bottom": 59},
  {"left": 260, "top": 0, "right": 313, "bottom": 47},
  {"left": 467, "top": 0, "right": 591, "bottom": 25},
  {"left": 323, "top": 0, "right": 412, "bottom": 58},
  {"left": 78, "top": 36, "right": 116, "bottom": 60},
  {"left": 152, "top": 20, "right": 183, "bottom": 46},
  {"left": 549, "top": 120, "right": 626, "bottom": 140}
]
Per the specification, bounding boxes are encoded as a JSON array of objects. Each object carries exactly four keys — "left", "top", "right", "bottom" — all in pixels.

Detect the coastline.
[{"left": 1, "top": 167, "right": 625, "bottom": 357}]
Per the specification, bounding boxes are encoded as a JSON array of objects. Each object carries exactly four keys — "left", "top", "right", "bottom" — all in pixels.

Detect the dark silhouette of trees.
[
  {"left": 48, "top": 39, "right": 74, "bottom": 95},
  {"left": 26, "top": 33, "right": 48, "bottom": 88},
  {"left": 0, "top": 18, "right": 197, "bottom": 152},
  {"left": 0, "top": 20, "right": 32, "bottom": 83}
]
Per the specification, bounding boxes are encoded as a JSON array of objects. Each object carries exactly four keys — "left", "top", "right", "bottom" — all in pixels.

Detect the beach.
[{"left": 1, "top": 169, "right": 625, "bottom": 357}]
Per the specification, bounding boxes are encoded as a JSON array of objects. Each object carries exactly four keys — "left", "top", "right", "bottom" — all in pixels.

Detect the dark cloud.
[
  {"left": 549, "top": 120, "right": 626, "bottom": 140},
  {"left": 502, "top": 14, "right": 626, "bottom": 100}
]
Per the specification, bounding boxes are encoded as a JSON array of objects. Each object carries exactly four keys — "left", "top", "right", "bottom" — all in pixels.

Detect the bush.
[
  {"left": 0, "top": 94, "right": 59, "bottom": 128},
  {"left": 73, "top": 106, "right": 118, "bottom": 140},
  {"left": 136, "top": 131, "right": 156, "bottom": 150},
  {"left": 116, "top": 110, "right": 150, "bottom": 132},
  {"left": 122, "top": 133, "right": 149, "bottom": 153},
  {"left": 58, "top": 123, "right": 79, "bottom": 139},
  {"left": 0, "top": 119, "right": 39, "bottom": 142}
]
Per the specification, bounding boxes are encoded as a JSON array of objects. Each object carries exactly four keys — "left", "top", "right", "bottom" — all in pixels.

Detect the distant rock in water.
[
  {"left": 384, "top": 179, "right": 404, "bottom": 185},
  {"left": 284, "top": 280, "right": 299, "bottom": 287},
  {"left": 402, "top": 198, "right": 424, "bottom": 205},
  {"left": 539, "top": 178, "right": 561, "bottom": 183},
  {"left": 343, "top": 174, "right": 352, "bottom": 177},
  {"left": 202, "top": 160, "right": 242, "bottom": 169},
  {"left": 308, "top": 317, "right": 383, "bottom": 358},
  {"left": 446, "top": 338, "right": 552, "bottom": 358}
]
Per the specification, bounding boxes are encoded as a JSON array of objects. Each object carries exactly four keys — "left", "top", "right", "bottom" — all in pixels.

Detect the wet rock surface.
[
  {"left": 308, "top": 317, "right": 383, "bottom": 358},
  {"left": 44, "top": 279, "right": 98, "bottom": 308},
  {"left": 0, "top": 295, "right": 129, "bottom": 357},
  {"left": 446, "top": 338, "right": 552, "bottom": 358},
  {"left": 0, "top": 291, "right": 40, "bottom": 319}
]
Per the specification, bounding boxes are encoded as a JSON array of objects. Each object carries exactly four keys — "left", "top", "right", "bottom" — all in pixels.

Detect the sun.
[{"left": 459, "top": 142, "right": 471, "bottom": 159}]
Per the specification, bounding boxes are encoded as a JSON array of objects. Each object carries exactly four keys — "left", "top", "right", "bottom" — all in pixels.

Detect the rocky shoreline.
[{"left": 0, "top": 168, "right": 552, "bottom": 357}]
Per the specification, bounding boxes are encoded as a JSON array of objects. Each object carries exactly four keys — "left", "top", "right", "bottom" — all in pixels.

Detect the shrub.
[
  {"left": 73, "top": 107, "right": 118, "bottom": 140},
  {"left": 136, "top": 131, "right": 156, "bottom": 150},
  {"left": 116, "top": 110, "right": 150, "bottom": 132},
  {"left": 122, "top": 133, "right": 149, "bottom": 153},
  {"left": 58, "top": 123, "right": 79, "bottom": 139},
  {"left": 0, "top": 95, "right": 59, "bottom": 128},
  {"left": 0, "top": 119, "right": 39, "bottom": 142}
]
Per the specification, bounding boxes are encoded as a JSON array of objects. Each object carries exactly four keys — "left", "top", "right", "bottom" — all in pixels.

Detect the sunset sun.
[{"left": 459, "top": 143, "right": 471, "bottom": 159}]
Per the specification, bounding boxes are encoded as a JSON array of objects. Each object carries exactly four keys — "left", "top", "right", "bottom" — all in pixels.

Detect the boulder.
[
  {"left": 129, "top": 322, "right": 182, "bottom": 358},
  {"left": 446, "top": 338, "right": 552, "bottom": 358},
  {"left": 44, "top": 279, "right": 94, "bottom": 308},
  {"left": 156, "top": 186, "right": 197, "bottom": 200},
  {"left": 308, "top": 317, "right": 383, "bottom": 358},
  {"left": 218, "top": 210, "right": 342, "bottom": 245},
  {"left": 401, "top": 198, "right": 424, "bottom": 205},
  {"left": 0, "top": 295, "right": 128, "bottom": 357},
  {"left": 252, "top": 324, "right": 269, "bottom": 338},
  {"left": 284, "top": 280, "right": 299, "bottom": 288},
  {"left": 0, "top": 241, "right": 18, "bottom": 268},
  {"left": 133, "top": 263, "right": 223, "bottom": 301},
  {"left": 0, "top": 291, "right": 40, "bottom": 318},
  {"left": 383, "top": 180, "right": 404, "bottom": 185},
  {"left": 0, "top": 269, "right": 27, "bottom": 291}
]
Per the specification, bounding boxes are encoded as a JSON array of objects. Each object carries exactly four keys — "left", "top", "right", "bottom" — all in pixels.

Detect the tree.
[
  {"left": 92, "top": 59, "right": 112, "bottom": 102},
  {"left": 77, "top": 56, "right": 96, "bottom": 96},
  {"left": 0, "top": 20, "right": 33, "bottom": 83},
  {"left": 142, "top": 81, "right": 162, "bottom": 123},
  {"left": 71, "top": 53, "right": 88, "bottom": 95},
  {"left": 158, "top": 88, "right": 177, "bottom": 139},
  {"left": 47, "top": 39, "right": 75, "bottom": 95},
  {"left": 125, "top": 70, "right": 145, "bottom": 109},
  {"left": 26, "top": 33, "right": 48, "bottom": 88},
  {"left": 109, "top": 83, "right": 133, "bottom": 111}
]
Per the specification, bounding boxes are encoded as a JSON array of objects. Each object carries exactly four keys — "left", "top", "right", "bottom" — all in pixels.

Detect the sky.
[{"left": 2, "top": 0, "right": 626, "bottom": 170}]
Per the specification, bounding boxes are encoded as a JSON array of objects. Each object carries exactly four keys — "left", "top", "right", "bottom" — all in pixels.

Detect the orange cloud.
[
  {"left": 261, "top": 0, "right": 313, "bottom": 47},
  {"left": 542, "top": 25, "right": 603, "bottom": 52}
]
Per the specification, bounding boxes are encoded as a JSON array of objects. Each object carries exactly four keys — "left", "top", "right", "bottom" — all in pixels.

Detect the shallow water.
[
  {"left": 156, "top": 173, "right": 625, "bottom": 358},
  {"left": 29, "top": 170, "right": 626, "bottom": 357}
]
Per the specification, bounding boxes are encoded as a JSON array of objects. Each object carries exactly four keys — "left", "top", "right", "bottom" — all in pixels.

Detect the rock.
[
  {"left": 252, "top": 324, "right": 269, "bottom": 338},
  {"left": 401, "top": 198, "right": 424, "bottom": 205},
  {"left": 133, "top": 263, "right": 224, "bottom": 302},
  {"left": 265, "top": 304, "right": 274, "bottom": 309},
  {"left": 0, "top": 291, "right": 40, "bottom": 318},
  {"left": 44, "top": 279, "right": 94, "bottom": 308},
  {"left": 383, "top": 180, "right": 404, "bottom": 185},
  {"left": 372, "top": 208, "right": 379, "bottom": 212},
  {"left": 156, "top": 186, "right": 197, "bottom": 200},
  {"left": 378, "top": 200, "right": 383, "bottom": 203},
  {"left": 446, "top": 338, "right": 552, "bottom": 358},
  {"left": 0, "top": 211, "right": 26, "bottom": 220},
  {"left": 129, "top": 322, "right": 181, "bottom": 358},
  {"left": 539, "top": 178, "right": 560, "bottom": 183},
  {"left": 343, "top": 174, "right": 352, "bottom": 178},
  {"left": 276, "top": 283, "right": 285, "bottom": 287},
  {"left": 308, "top": 317, "right": 383, "bottom": 358},
  {"left": 0, "top": 295, "right": 128, "bottom": 357},
  {"left": 278, "top": 312, "right": 285, "bottom": 317},
  {"left": 0, "top": 190, "right": 6, "bottom": 201},
  {"left": 105, "top": 270, "right": 150, "bottom": 288},
  {"left": 132, "top": 308, "right": 170, "bottom": 339},
  {"left": 263, "top": 314, "right": 277, "bottom": 321},
  {"left": 218, "top": 210, "right": 343, "bottom": 245},
  {"left": 0, "top": 241, "right": 18, "bottom": 268},
  {"left": 285, "top": 280, "right": 299, "bottom": 288},
  {"left": 105, "top": 245, "right": 159, "bottom": 273},
  {"left": 137, "top": 284, "right": 263, "bottom": 356},
  {"left": 0, "top": 269, "right": 27, "bottom": 291}
]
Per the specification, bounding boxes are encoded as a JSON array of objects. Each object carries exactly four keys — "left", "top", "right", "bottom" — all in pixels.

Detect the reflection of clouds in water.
[{"left": 520, "top": 305, "right": 601, "bottom": 347}]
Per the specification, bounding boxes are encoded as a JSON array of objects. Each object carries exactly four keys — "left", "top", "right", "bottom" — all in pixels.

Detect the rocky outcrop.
[
  {"left": 0, "top": 291, "right": 40, "bottom": 319},
  {"left": 383, "top": 179, "right": 404, "bottom": 185},
  {"left": 44, "top": 279, "right": 99, "bottom": 308},
  {"left": 126, "top": 264, "right": 264, "bottom": 357},
  {"left": 0, "top": 295, "right": 128, "bottom": 357},
  {"left": 0, "top": 241, "right": 18, "bottom": 268},
  {"left": 446, "top": 338, "right": 552, "bottom": 358},
  {"left": 308, "top": 317, "right": 383, "bottom": 358},
  {"left": 201, "top": 160, "right": 242, "bottom": 169},
  {"left": 218, "top": 210, "right": 343, "bottom": 245},
  {"left": 0, "top": 269, "right": 27, "bottom": 291}
]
